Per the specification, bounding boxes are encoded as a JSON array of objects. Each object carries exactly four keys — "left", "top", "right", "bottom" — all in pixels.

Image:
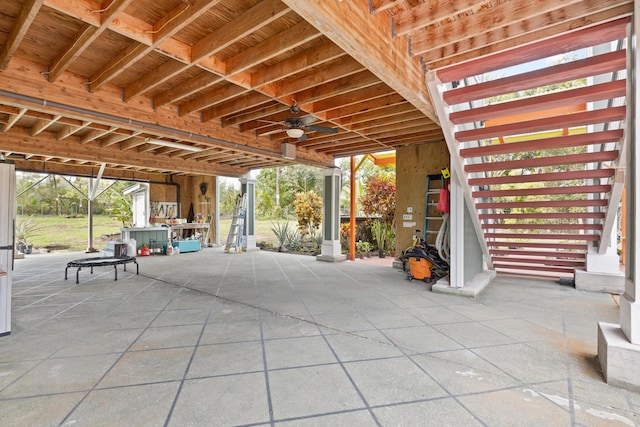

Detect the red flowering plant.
[{"left": 358, "top": 172, "right": 396, "bottom": 252}]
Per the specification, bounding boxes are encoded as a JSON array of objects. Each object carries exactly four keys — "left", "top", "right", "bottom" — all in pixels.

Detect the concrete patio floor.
[{"left": 1, "top": 248, "right": 639, "bottom": 426}]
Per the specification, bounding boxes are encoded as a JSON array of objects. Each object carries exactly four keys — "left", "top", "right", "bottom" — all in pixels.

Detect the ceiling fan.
[{"left": 260, "top": 104, "right": 338, "bottom": 141}]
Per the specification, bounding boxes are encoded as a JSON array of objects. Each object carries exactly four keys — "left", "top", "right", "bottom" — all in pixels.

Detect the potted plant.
[
  {"left": 15, "top": 216, "right": 42, "bottom": 254},
  {"left": 370, "top": 219, "right": 387, "bottom": 258},
  {"left": 356, "top": 240, "right": 373, "bottom": 259}
]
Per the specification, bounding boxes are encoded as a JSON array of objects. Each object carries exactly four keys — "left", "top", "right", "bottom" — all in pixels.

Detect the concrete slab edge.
[
  {"left": 575, "top": 268, "right": 625, "bottom": 294},
  {"left": 316, "top": 254, "right": 347, "bottom": 263},
  {"left": 432, "top": 270, "right": 496, "bottom": 298}
]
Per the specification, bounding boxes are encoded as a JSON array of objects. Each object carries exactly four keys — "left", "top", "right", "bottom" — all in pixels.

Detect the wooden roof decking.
[{"left": 0, "top": 0, "right": 632, "bottom": 178}]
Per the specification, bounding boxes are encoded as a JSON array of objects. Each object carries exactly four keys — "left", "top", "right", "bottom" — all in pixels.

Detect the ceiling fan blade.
[
  {"left": 299, "top": 116, "right": 318, "bottom": 126},
  {"left": 297, "top": 133, "right": 308, "bottom": 142},
  {"left": 304, "top": 125, "right": 338, "bottom": 134}
]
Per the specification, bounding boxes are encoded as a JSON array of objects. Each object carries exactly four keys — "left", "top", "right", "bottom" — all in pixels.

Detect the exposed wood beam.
[
  {"left": 13, "top": 160, "right": 162, "bottom": 181},
  {"left": 102, "top": 131, "right": 142, "bottom": 147},
  {"left": 226, "top": 21, "right": 321, "bottom": 75},
  {"left": 0, "top": 57, "right": 336, "bottom": 166},
  {"left": 411, "top": 0, "right": 585, "bottom": 55},
  {"left": 224, "top": 103, "right": 289, "bottom": 128},
  {"left": 336, "top": 103, "right": 415, "bottom": 126},
  {"left": 394, "top": 0, "right": 478, "bottom": 37},
  {"left": 154, "top": 73, "right": 224, "bottom": 109},
  {"left": 251, "top": 42, "right": 346, "bottom": 88},
  {"left": 57, "top": 122, "right": 92, "bottom": 140},
  {"left": 201, "top": 92, "right": 273, "bottom": 122},
  {"left": 180, "top": 84, "right": 249, "bottom": 117},
  {"left": 273, "top": 58, "right": 365, "bottom": 98},
  {"left": 282, "top": 0, "right": 438, "bottom": 123},
  {"left": 119, "top": 137, "right": 147, "bottom": 151},
  {"left": 2, "top": 108, "right": 27, "bottom": 132},
  {"left": 79, "top": 127, "right": 117, "bottom": 144},
  {"left": 125, "top": 0, "right": 290, "bottom": 101},
  {"left": 0, "top": 0, "right": 43, "bottom": 70},
  {"left": 370, "top": 0, "right": 401, "bottom": 15},
  {"left": 2, "top": 126, "right": 245, "bottom": 176},
  {"left": 324, "top": 94, "right": 407, "bottom": 120},
  {"left": 291, "top": 71, "right": 381, "bottom": 111},
  {"left": 309, "top": 82, "right": 394, "bottom": 113},
  {"left": 30, "top": 115, "right": 62, "bottom": 136},
  {"left": 47, "top": 0, "right": 133, "bottom": 82},
  {"left": 90, "top": 0, "right": 222, "bottom": 92}
]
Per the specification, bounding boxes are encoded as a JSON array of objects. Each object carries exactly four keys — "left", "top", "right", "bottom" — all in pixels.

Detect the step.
[
  {"left": 461, "top": 129, "right": 623, "bottom": 158},
  {"left": 465, "top": 150, "right": 619, "bottom": 173},
  {"left": 493, "top": 263, "right": 576, "bottom": 274},
  {"left": 484, "top": 232, "right": 599, "bottom": 241},
  {"left": 491, "top": 256, "right": 584, "bottom": 267},
  {"left": 456, "top": 106, "right": 625, "bottom": 142},
  {"left": 479, "top": 212, "right": 605, "bottom": 220},
  {"left": 451, "top": 79, "right": 626, "bottom": 125},
  {"left": 477, "top": 199, "right": 608, "bottom": 209},
  {"left": 444, "top": 49, "right": 627, "bottom": 105},
  {"left": 486, "top": 241, "right": 587, "bottom": 250},
  {"left": 481, "top": 223, "right": 602, "bottom": 231},
  {"left": 469, "top": 169, "right": 615, "bottom": 186},
  {"left": 473, "top": 184, "right": 611, "bottom": 198},
  {"left": 489, "top": 249, "right": 586, "bottom": 259}
]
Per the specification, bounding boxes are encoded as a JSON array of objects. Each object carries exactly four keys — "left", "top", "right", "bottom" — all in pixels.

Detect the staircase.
[{"left": 427, "top": 17, "right": 630, "bottom": 278}]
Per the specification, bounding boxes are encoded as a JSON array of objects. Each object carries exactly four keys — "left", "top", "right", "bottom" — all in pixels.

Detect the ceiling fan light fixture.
[{"left": 285, "top": 128, "right": 304, "bottom": 138}]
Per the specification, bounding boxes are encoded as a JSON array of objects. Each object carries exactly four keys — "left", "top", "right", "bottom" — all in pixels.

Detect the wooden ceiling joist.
[{"left": 0, "top": 0, "right": 631, "bottom": 176}]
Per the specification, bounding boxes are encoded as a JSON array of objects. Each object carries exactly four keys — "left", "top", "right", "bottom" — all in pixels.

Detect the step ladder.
[
  {"left": 424, "top": 174, "right": 445, "bottom": 246},
  {"left": 224, "top": 193, "right": 247, "bottom": 253}
]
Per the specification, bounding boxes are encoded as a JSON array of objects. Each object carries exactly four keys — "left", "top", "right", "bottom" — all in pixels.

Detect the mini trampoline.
[{"left": 65, "top": 256, "right": 138, "bottom": 284}]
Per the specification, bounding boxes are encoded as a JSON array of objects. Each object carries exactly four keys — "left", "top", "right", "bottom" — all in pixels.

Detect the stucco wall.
[{"left": 395, "top": 142, "right": 450, "bottom": 254}]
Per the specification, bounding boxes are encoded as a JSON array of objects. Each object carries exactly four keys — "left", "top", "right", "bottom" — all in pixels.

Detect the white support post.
[
  {"left": 598, "top": 6, "right": 640, "bottom": 390},
  {"left": 240, "top": 176, "right": 258, "bottom": 252},
  {"left": 0, "top": 161, "right": 15, "bottom": 336},
  {"left": 317, "top": 167, "right": 346, "bottom": 262},
  {"left": 449, "top": 169, "right": 464, "bottom": 288}
]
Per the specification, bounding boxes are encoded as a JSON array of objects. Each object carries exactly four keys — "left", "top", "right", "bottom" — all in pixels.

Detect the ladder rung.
[{"left": 426, "top": 216, "right": 443, "bottom": 220}]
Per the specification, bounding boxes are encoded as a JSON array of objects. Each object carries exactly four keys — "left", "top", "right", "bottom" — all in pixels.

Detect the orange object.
[
  {"left": 409, "top": 257, "right": 432, "bottom": 281},
  {"left": 141, "top": 245, "right": 151, "bottom": 257}
]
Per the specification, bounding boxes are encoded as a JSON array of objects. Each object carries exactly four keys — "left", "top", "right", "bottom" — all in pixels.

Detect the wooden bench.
[{"left": 65, "top": 256, "right": 138, "bottom": 284}]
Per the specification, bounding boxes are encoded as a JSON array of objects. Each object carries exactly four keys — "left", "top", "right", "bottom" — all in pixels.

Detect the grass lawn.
[
  {"left": 18, "top": 215, "right": 124, "bottom": 252},
  {"left": 20, "top": 215, "right": 290, "bottom": 253}
]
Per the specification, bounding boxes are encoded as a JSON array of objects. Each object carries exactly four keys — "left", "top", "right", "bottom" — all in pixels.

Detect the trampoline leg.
[
  {"left": 135, "top": 261, "right": 139, "bottom": 275},
  {"left": 114, "top": 265, "right": 117, "bottom": 281},
  {"left": 76, "top": 267, "right": 81, "bottom": 284},
  {"left": 65, "top": 266, "right": 68, "bottom": 280}
]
